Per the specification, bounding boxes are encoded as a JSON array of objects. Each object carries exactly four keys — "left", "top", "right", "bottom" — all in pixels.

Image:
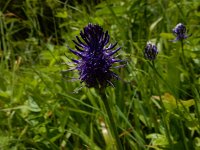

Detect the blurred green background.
[{"left": 0, "top": 0, "right": 200, "bottom": 149}]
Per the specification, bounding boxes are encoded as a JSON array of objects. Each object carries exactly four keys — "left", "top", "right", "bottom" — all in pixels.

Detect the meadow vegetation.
[{"left": 0, "top": 0, "right": 200, "bottom": 149}]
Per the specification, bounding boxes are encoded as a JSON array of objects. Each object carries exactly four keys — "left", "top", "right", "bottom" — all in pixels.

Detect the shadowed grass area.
[{"left": 0, "top": 0, "right": 200, "bottom": 149}]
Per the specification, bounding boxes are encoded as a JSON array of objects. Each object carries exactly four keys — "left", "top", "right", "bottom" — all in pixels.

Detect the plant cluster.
[{"left": 0, "top": 0, "right": 199, "bottom": 150}]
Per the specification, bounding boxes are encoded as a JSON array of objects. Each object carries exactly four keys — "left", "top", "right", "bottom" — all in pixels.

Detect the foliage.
[{"left": 0, "top": 0, "right": 200, "bottom": 149}]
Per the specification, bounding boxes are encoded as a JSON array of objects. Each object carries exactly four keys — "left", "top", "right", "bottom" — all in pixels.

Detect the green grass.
[{"left": 0, "top": 0, "right": 200, "bottom": 149}]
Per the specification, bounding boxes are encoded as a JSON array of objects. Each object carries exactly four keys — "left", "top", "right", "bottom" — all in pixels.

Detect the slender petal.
[
  {"left": 105, "top": 42, "right": 118, "bottom": 51},
  {"left": 72, "top": 40, "right": 84, "bottom": 48},
  {"left": 69, "top": 48, "right": 84, "bottom": 58},
  {"left": 75, "top": 45, "right": 84, "bottom": 52},
  {"left": 72, "top": 59, "right": 80, "bottom": 63},
  {"left": 108, "top": 47, "right": 121, "bottom": 56},
  {"left": 76, "top": 36, "right": 87, "bottom": 47}
]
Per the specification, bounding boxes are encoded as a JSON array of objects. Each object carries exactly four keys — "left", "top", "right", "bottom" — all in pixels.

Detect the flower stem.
[
  {"left": 151, "top": 61, "right": 188, "bottom": 150},
  {"left": 180, "top": 40, "right": 187, "bottom": 70},
  {"left": 99, "top": 89, "right": 123, "bottom": 150},
  {"left": 148, "top": 61, "right": 172, "bottom": 92},
  {"left": 151, "top": 61, "right": 173, "bottom": 148}
]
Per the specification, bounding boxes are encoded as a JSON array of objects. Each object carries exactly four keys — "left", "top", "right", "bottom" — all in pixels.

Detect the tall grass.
[{"left": 0, "top": 0, "right": 200, "bottom": 149}]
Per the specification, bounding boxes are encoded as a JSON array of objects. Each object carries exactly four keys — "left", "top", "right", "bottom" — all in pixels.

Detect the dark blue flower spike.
[
  {"left": 172, "top": 23, "right": 191, "bottom": 42},
  {"left": 69, "top": 23, "right": 123, "bottom": 88},
  {"left": 144, "top": 42, "right": 158, "bottom": 61}
]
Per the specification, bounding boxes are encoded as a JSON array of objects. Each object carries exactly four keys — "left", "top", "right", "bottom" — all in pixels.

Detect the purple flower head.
[
  {"left": 172, "top": 23, "right": 191, "bottom": 42},
  {"left": 69, "top": 23, "right": 123, "bottom": 88},
  {"left": 144, "top": 42, "right": 158, "bottom": 61}
]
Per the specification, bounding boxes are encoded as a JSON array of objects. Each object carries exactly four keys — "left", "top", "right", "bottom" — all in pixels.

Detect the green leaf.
[
  {"left": 55, "top": 11, "right": 68, "bottom": 18},
  {"left": 149, "top": 17, "right": 163, "bottom": 32},
  {"left": 160, "top": 33, "right": 174, "bottom": 39},
  {"left": 194, "top": 137, "right": 200, "bottom": 148},
  {"left": 26, "top": 97, "right": 41, "bottom": 112},
  {"left": 146, "top": 133, "right": 169, "bottom": 147},
  {"left": 68, "top": 122, "right": 101, "bottom": 150},
  {"left": 152, "top": 93, "right": 195, "bottom": 111}
]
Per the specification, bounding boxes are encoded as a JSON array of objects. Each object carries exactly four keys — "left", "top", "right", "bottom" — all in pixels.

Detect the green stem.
[
  {"left": 180, "top": 120, "right": 189, "bottom": 150},
  {"left": 99, "top": 89, "right": 123, "bottom": 150},
  {"left": 181, "top": 41, "right": 184, "bottom": 58},
  {"left": 180, "top": 40, "right": 187, "bottom": 70},
  {"left": 151, "top": 61, "right": 165, "bottom": 109},
  {"left": 181, "top": 41, "right": 200, "bottom": 131},
  {"left": 151, "top": 61, "right": 188, "bottom": 150},
  {"left": 148, "top": 61, "right": 173, "bottom": 92},
  {"left": 151, "top": 61, "right": 173, "bottom": 148}
]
